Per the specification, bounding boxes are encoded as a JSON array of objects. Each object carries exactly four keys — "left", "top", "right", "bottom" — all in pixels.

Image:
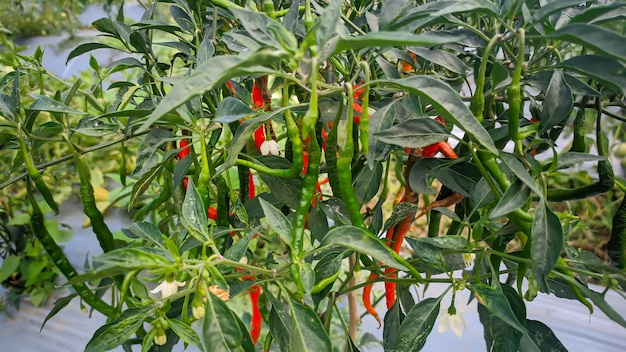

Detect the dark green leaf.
[
  {"left": 28, "top": 95, "right": 86, "bottom": 115},
  {"left": 40, "top": 293, "right": 78, "bottom": 332},
  {"left": 417, "top": 235, "right": 468, "bottom": 250},
  {"left": 214, "top": 97, "right": 254, "bottom": 123},
  {"left": 408, "top": 158, "right": 440, "bottom": 195},
  {"left": 525, "top": 70, "right": 600, "bottom": 97},
  {"left": 531, "top": 201, "right": 564, "bottom": 292},
  {"left": 500, "top": 153, "right": 544, "bottom": 197},
  {"left": 224, "top": 230, "right": 254, "bottom": 263},
  {"left": 471, "top": 284, "right": 526, "bottom": 333},
  {"left": 367, "top": 100, "right": 396, "bottom": 164},
  {"left": 308, "top": 205, "right": 329, "bottom": 243},
  {"left": 334, "top": 32, "right": 461, "bottom": 53},
  {"left": 128, "top": 154, "right": 171, "bottom": 209},
  {"left": 313, "top": 250, "right": 346, "bottom": 287},
  {"left": 132, "top": 128, "right": 174, "bottom": 178},
  {"left": 554, "top": 152, "right": 606, "bottom": 170},
  {"left": 406, "top": 238, "right": 445, "bottom": 270},
  {"left": 383, "top": 302, "right": 405, "bottom": 348},
  {"left": 569, "top": 3, "right": 626, "bottom": 25},
  {"left": 268, "top": 292, "right": 292, "bottom": 350},
  {"left": 67, "top": 43, "right": 119, "bottom": 64},
  {"left": 549, "top": 24, "right": 626, "bottom": 62},
  {"left": 431, "top": 0, "right": 499, "bottom": 17},
  {"left": 197, "top": 35, "right": 215, "bottom": 65},
  {"left": 531, "top": 0, "right": 583, "bottom": 24},
  {"left": 558, "top": 55, "right": 626, "bottom": 95},
  {"left": 230, "top": 8, "right": 296, "bottom": 52},
  {"left": 354, "top": 161, "right": 383, "bottom": 204},
  {"left": 538, "top": 70, "right": 573, "bottom": 134},
  {"left": 173, "top": 153, "right": 193, "bottom": 192},
  {"left": 384, "top": 76, "right": 497, "bottom": 154},
  {"left": 85, "top": 306, "right": 154, "bottom": 352},
  {"left": 563, "top": 276, "right": 626, "bottom": 328},
  {"left": 519, "top": 320, "right": 568, "bottom": 352},
  {"left": 181, "top": 179, "right": 210, "bottom": 241},
  {"left": 387, "top": 297, "right": 441, "bottom": 352},
  {"left": 128, "top": 221, "right": 163, "bottom": 247},
  {"left": 170, "top": 5, "right": 194, "bottom": 32},
  {"left": 259, "top": 198, "right": 292, "bottom": 248},
  {"left": 373, "top": 117, "right": 451, "bottom": 148},
  {"left": 319, "top": 226, "right": 407, "bottom": 270},
  {"left": 93, "top": 247, "right": 174, "bottom": 269},
  {"left": 431, "top": 160, "right": 481, "bottom": 197},
  {"left": 490, "top": 179, "right": 531, "bottom": 219}
]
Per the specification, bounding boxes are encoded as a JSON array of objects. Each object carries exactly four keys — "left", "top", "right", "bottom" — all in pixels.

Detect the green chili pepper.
[
  {"left": 508, "top": 29, "right": 525, "bottom": 142},
  {"left": 570, "top": 96, "right": 590, "bottom": 153},
  {"left": 547, "top": 102, "right": 613, "bottom": 201},
  {"left": 555, "top": 258, "right": 594, "bottom": 314},
  {"left": 607, "top": 195, "right": 626, "bottom": 268},
  {"left": 64, "top": 136, "right": 116, "bottom": 253},
  {"left": 27, "top": 181, "right": 117, "bottom": 318},
  {"left": 293, "top": 129, "right": 321, "bottom": 255},
  {"left": 301, "top": 58, "right": 319, "bottom": 140},
  {"left": 358, "top": 62, "right": 371, "bottom": 155},
  {"left": 197, "top": 131, "right": 211, "bottom": 210},
  {"left": 18, "top": 125, "right": 59, "bottom": 215},
  {"left": 470, "top": 34, "right": 502, "bottom": 122},
  {"left": 326, "top": 103, "right": 343, "bottom": 198}
]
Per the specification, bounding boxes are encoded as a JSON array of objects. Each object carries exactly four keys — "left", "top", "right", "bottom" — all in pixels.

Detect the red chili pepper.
[
  {"left": 252, "top": 81, "right": 264, "bottom": 110},
  {"left": 362, "top": 272, "right": 381, "bottom": 328},
  {"left": 248, "top": 173, "right": 256, "bottom": 199},
  {"left": 254, "top": 125, "right": 266, "bottom": 152},
  {"left": 384, "top": 226, "right": 397, "bottom": 309},
  {"left": 179, "top": 131, "right": 191, "bottom": 189},
  {"left": 242, "top": 275, "right": 262, "bottom": 344},
  {"left": 208, "top": 206, "right": 218, "bottom": 220}
]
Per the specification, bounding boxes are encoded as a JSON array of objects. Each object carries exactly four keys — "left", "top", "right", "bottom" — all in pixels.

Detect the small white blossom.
[
  {"left": 463, "top": 253, "right": 476, "bottom": 267},
  {"left": 438, "top": 305, "right": 467, "bottom": 338},
  {"left": 154, "top": 328, "right": 167, "bottom": 345},
  {"left": 150, "top": 279, "right": 186, "bottom": 298},
  {"left": 260, "top": 140, "right": 281, "bottom": 156}
]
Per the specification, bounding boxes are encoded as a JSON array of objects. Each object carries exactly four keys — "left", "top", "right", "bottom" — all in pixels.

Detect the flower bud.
[{"left": 154, "top": 328, "right": 167, "bottom": 346}]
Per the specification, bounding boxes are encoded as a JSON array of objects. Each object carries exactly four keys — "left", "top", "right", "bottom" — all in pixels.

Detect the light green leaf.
[
  {"left": 538, "top": 70, "right": 573, "bottom": 135},
  {"left": 181, "top": 179, "right": 209, "bottom": 241},
  {"left": 128, "top": 221, "right": 163, "bottom": 247},
  {"left": 167, "top": 318, "right": 203, "bottom": 350},
  {"left": 214, "top": 97, "right": 254, "bottom": 123},
  {"left": 0, "top": 255, "right": 21, "bottom": 282},
  {"left": 287, "top": 298, "right": 333, "bottom": 351},
  {"left": 548, "top": 24, "right": 626, "bottom": 62},
  {"left": 202, "top": 292, "right": 255, "bottom": 351},
  {"left": 373, "top": 117, "right": 451, "bottom": 148},
  {"left": 85, "top": 306, "right": 154, "bottom": 352},
  {"left": 28, "top": 95, "right": 87, "bottom": 115},
  {"left": 490, "top": 179, "right": 531, "bottom": 219},
  {"left": 334, "top": 32, "right": 460, "bottom": 53},
  {"left": 500, "top": 153, "right": 544, "bottom": 197},
  {"left": 259, "top": 198, "right": 293, "bottom": 248}
]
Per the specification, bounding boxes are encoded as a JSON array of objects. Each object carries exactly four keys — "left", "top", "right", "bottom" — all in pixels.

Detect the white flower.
[
  {"left": 438, "top": 305, "right": 467, "bottom": 338},
  {"left": 260, "top": 140, "right": 281, "bottom": 156},
  {"left": 150, "top": 279, "right": 186, "bottom": 298},
  {"left": 463, "top": 253, "right": 476, "bottom": 267}
]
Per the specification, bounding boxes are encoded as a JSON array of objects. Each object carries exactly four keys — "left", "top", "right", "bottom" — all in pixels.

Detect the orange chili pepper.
[{"left": 362, "top": 272, "right": 381, "bottom": 328}]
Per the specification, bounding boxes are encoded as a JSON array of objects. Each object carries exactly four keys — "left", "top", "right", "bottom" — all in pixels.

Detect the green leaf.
[
  {"left": 259, "top": 197, "right": 293, "bottom": 248},
  {"left": 383, "top": 302, "right": 405, "bottom": 348},
  {"left": 519, "top": 320, "right": 568, "bottom": 352},
  {"left": 167, "top": 318, "right": 203, "bottom": 350},
  {"left": 531, "top": 0, "right": 584, "bottom": 24},
  {"left": 319, "top": 226, "right": 406, "bottom": 270},
  {"left": 406, "top": 238, "right": 446, "bottom": 271},
  {"left": 384, "top": 76, "right": 498, "bottom": 154},
  {"left": 287, "top": 298, "right": 333, "bottom": 351},
  {"left": 224, "top": 230, "right": 254, "bottom": 263},
  {"left": 128, "top": 149, "right": 178, "bottom": 209},
  {"left": 257, "top": 159, "right": 303, "bottom": 209},
  {"left": 373, "top": 117, "right": 451, "bottom": 148},
  {"left": 471, "top": 284, "right": 526, "bottom": 333},
  {"left": 490, "top": 179, "right": 531, "bottom": 219},
  {"left": 0, "top": 255, "right": 21, "bottom": 282},
  {"left": 67, "top": 43, "right": 119, "bottom": 63},
  {"left": 140, "top": 49, "right": 284, "bottom": 131},
  {"left": 554, "top": 152, "right": 606, "bottom": 171},
  {"left": 558, "top": 55, "right": 626, "bottom": 95},
  {"left": 500, "top": 153, "right": 544, "bottom": 197},
  {"left": 214, "top": 97, "right": 254, "bottom": 123},
  {"left": 354, "top": 161, "right": 383, "bottom": 204},
  {"left": 387, "top": 297, "right": 441, "bottom": 352},
  {"left": 383, "top": 202, "right": 419, "bottom": 232},
  {"left": 408, "top": 158, "right": 440, "bottom": 195},
  {"left": 229, "top": 8, "right": 296, "bottom": 52},
  {"left": 407, "top": 47, "right": 468, "bottom": 75},
  {"left": 181, "top": 179, "right": 210, "bottom": 241},
  {"left": 569, "top": 3, "right": 626, "bottom": 25},
  {"left": 564, "top": 276, "right": 626, "bottom": 328},
  {"left": 485, "top": 285, "right": 527, "bottom": 352},
  {"left": 128, "top": 221, "right": 163, "bottom": 247},
  {"left": 72, "top": 116, "right": 119, "bottom": 136},
  {"left": 334, "top": 32, "right": 461, "bottom": 53},
  {"left": 367, "top": 100, "right": 396, "bottom": 165},
  {"left": 417, "top": 236, "right": 468, "bottom": 249},
  {"left": 267, "top": 292, "right": 292, "bottom": 350},
  {"left": 28, "top": 95, "right": 87, "bottom": 115},
  {"left": 7, "top": 213, "right": 30, "bottom": 225},
  {"left": 132, "top": 129, "right": 175, "bottom": 179},
  {"left": 538, "top": 70, "right": 573, "bottom": 134},
  {"left": 531, "top": 201, "right": 564, "bottom": 292},
  {"left": 548, "top": 24, "right": 626, "bottom": 62},
  {"left": 431, "top": 160, "right": 482, "bottom": 197},
  {"left": 202, "top": 292, "right": 255, "bottom": 352},
  {"left": 313, "top": 250, "right": 346, "bottom": 288},
  {"left": 40, "top": 293, "right": 78, "bottom": 332},
  {"left": 431, "top": 0, "right": 499, "bottom": 18},
  {"left": 317, "top": 0, "right": 343, "bottom": 47},
  {"left": 93, "top": 247, "right": 174, "bottom": 269},
  {"left": 85, "top": 306, "right": 154, "bottom": 352}
]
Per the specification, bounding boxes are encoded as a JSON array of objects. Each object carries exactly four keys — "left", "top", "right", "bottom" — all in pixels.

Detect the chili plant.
[{"left": 2, "top": 0, "right": 626, "bottom": 351}]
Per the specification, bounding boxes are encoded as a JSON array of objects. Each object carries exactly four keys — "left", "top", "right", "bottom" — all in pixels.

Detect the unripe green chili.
[
  {"left": 607, "top": 195, "right": 626, "bottom": 268},
  {"left": 508, "top": 29, "right": 525, "bottom": 142},
  {"left": 302, "top": 58, "right": 319, "bottom": 139},
  {"left": 26, "top": 181, "right": 117, "bottom": 318},
  {"left": 470, "top": 34, "right": 502, "bottom": 122},
  {"left": 325, "top": 104, "right": 343, "bottom": 197},
  {"left": 570, "top": 96, "right": 590, "bottom": 153},
  {"left": 18, "top": 125, "right": 59, "bottom": 215},
  {"left": 293, "top": 129, "right": 321, "bottom": 255},
  {"left": 555, "top": 260, "right": 594, "bottom": 314},
  {"left": 358, "top": 62, "right": 371, "bottom": 155},
  {"left": 197, "top": 128, "right": 211, "bottom": 210},
  {"left": 63, "top": 135, "right": 115, "bottom": 253},
  {"left": 548, "top": 101, "right": 613, "bottom": 201}
]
